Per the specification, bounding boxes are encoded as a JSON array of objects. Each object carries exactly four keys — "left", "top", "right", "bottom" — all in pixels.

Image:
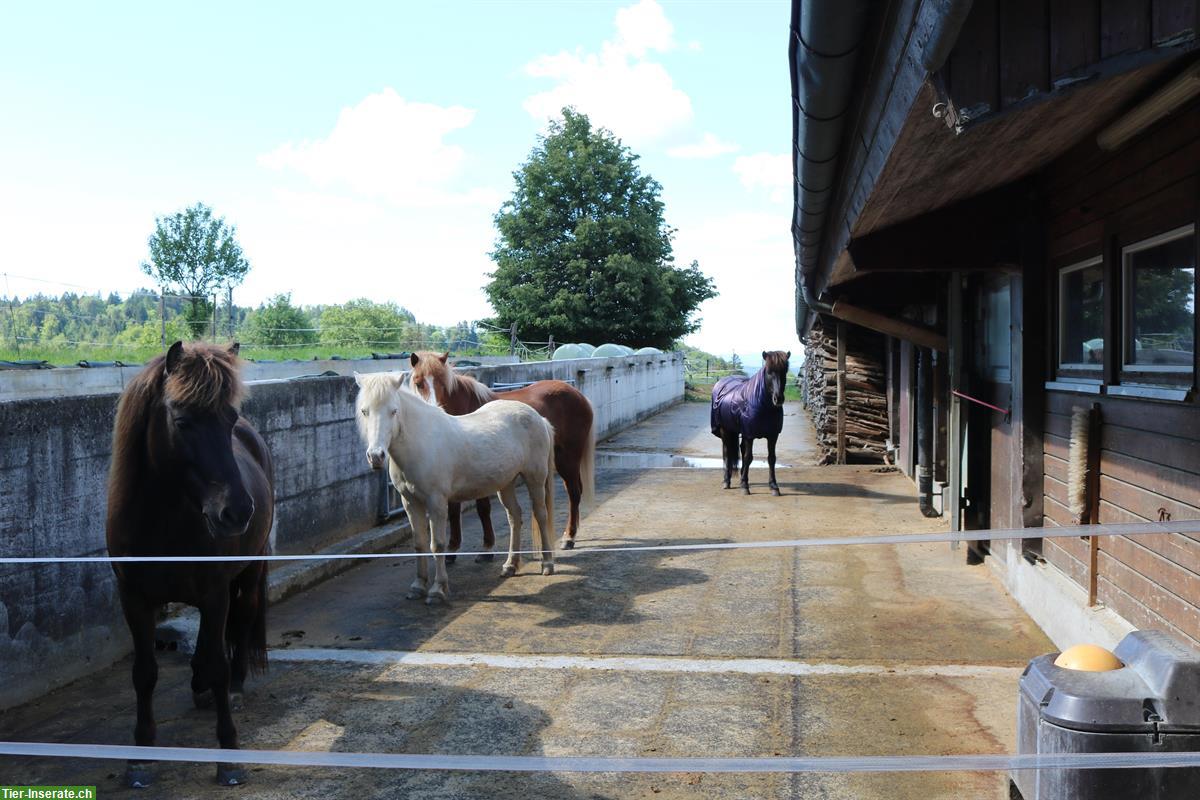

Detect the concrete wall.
[{"left": 0, "top": 353, "right": 682, "bottom": 708}]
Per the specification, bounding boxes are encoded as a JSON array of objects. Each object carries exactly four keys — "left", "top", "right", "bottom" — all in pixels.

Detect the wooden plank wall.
[
  {"left": 1040, "top": 98, "right": 1200, "bottom": 646},
  {"left": 949, "top": 0, "right": 1198, "bottom": 116}
]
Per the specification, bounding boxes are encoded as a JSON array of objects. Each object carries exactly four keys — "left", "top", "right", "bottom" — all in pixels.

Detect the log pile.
[{"left": 802, "top": 318, "right": 889, "bottom": 464}]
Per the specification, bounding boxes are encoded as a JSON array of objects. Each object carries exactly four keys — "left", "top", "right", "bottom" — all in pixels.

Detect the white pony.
[{"left": 354, "top": 372, "right": 556, "bottom": 604}]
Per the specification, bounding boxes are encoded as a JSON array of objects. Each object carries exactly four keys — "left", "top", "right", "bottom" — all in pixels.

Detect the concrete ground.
[{"left": 0, "top": 401, "right": 1053, "bottom": 798}]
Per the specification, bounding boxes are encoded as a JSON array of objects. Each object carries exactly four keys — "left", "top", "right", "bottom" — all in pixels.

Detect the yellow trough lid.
[{"left": 1054, "top": 644, "right": 1124, "bottom": 672}]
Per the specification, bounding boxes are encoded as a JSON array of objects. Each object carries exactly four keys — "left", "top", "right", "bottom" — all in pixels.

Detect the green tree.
[
  {"left": 318, "top": 299, "right": 414, "bottom": 348},
  {"left": 244, "top": 293, "right": 317, "bottom": 346},
  {"left": 486, "top": 108, "right": 717, "bottom": 349},
  {"left": 141, "top": 202, "right": 250, "bottom": 335}
]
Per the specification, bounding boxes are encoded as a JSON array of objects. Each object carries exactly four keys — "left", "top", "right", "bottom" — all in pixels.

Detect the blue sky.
[{"left": 0, "top": 1, "right": 797, "bottom": 363}]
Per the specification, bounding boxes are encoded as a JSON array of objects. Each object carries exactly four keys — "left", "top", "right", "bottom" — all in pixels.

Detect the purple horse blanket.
[{"left": 710, "top": 370, "right": 783, "bottom": 440}]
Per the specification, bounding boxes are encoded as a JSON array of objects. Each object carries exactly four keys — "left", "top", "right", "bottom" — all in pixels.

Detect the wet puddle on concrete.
[{"left": 596, "top": 450, "right": 791, "bottom": 470}]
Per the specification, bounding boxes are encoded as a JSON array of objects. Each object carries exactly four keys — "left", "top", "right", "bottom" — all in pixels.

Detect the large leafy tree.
[
  {"left": 141, "top": 203, "right": 250, "bottom": 334},
  {"left": 486, "top": 108, "right": 716, "bottom": 349}
]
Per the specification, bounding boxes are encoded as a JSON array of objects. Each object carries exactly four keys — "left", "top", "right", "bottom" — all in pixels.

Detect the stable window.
[
  {"left": 1121, "top": 225, "right": 1196, "bottom": 387},
  {"left": 1058, "top": 256, "right": 1104, "bottom": 374}
]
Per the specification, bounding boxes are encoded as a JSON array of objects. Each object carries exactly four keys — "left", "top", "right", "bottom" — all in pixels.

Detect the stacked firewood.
[{"left": 801, "top": 318, "right": 889, "bottom": 464}]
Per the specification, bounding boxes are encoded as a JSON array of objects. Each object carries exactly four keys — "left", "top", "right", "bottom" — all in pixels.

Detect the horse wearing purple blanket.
[{"left": 711, "top": 350, "right": 790, "bottom": 495}]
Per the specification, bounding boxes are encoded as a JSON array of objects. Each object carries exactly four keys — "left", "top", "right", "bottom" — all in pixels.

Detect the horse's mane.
[
  {"left": 356, "top": 371, "right": 406, "bottom": 406},
  {"left": 414, "top": 351, "right": 496, "bottom": 404},
  {"left": 109, "top": 343, "right": 245, "bottom": 512}
]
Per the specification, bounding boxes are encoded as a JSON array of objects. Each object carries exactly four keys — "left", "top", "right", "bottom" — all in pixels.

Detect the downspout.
[
  {"left": 790, "top": 0, "right": 870, "bottom": 336},
  {"left": 917, "top": 347, "right": 938, "bottom": 517}
]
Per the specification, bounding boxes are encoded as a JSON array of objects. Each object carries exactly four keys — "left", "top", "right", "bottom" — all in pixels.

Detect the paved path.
[{"left": 0, "top": 401, "right": 1052, "bottom": 798}]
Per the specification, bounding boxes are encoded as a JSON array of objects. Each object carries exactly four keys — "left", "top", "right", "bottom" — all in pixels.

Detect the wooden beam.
[{"left": 829, "top": 300, "right": 948, "bottom": 353}]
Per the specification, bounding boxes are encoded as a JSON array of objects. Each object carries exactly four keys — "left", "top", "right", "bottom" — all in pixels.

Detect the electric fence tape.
[{"left": 4, "top": 519, "right": 1198, "bottom": 564}]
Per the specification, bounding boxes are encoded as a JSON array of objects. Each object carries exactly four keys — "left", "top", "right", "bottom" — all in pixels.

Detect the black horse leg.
[
  {"left": 119, "top": 588, "right": 159, "bottom": 788},
  {"left": 475, "top": 496, "right": 496, "bottom": 562},
  {"left": 196, "top": 589, "right": 244, "bottom": 785},
  {"left": 740, "top": 437, "right": 754, "bottom": 494},
  {"left": 721, "top": 430, "right": 739, "bottom": 489},
  {"left": 767, "top": 434, "right": 780, "bottom": 496}
]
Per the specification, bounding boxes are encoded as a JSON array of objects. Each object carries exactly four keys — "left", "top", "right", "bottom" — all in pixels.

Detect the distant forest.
[{"left": 0, "top": 290, "right": 504, "bottom": 365}]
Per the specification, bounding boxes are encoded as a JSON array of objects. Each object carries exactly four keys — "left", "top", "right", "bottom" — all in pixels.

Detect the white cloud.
[
  {"left": 522, "top": 0, "right": 692, "bottom": 144},
  {"left": 259, "top": 89, "right": 497, "bottom": 208},
  {"left": 674, "top": 211, "right": 800, "bottom": 361},
  {"left": 615, "top": 0, "right": 676, "bottom": 56},
  {"left": 667, "top": 133, "right": 740, "bottom": 159},
  {"left": 732, "top": 152, "right": 793, "bottom": 204}
]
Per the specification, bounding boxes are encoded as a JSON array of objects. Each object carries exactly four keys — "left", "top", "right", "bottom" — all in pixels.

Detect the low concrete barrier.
[{"left": 0, "top": 353, "right": 682, "bottom": 707}]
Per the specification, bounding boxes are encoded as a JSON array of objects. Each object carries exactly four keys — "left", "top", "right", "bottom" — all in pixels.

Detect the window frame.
[
  {"left": 1057, "top": 255, "right": 1105, "bottom": 375},
  {"left": 1120, "top": 223, "right": 1196, "bottom": 380}
]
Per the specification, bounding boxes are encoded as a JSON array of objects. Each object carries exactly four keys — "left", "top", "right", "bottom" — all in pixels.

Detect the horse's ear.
[
  {"left": 786, "top": 351, "right": 791, "bottom": 359},
  {"left": 228, "top": 342, "right": 241, "bottom": 358},
  {"left": 410, "top": 352, "right": 420, "bottom": 367},
  {"left": 762, "top": 350, "right": 768, "bottom": 361},
  {"left": 439, "top": 352, "right": 449, "bottom": 364},
  {"left": 164, "top": 341, "right": 184, "bottom": 375},
  {"left": 353, "top": 371, "right": 363, "bottom": 387},
  {"left": 391, "top": 373, "right": 406, "bottom": 389}
]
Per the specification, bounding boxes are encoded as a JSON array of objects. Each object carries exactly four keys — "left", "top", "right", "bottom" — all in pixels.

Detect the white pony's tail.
[{"left": 579, "top": 412, "right": 595, "bottom": 509}]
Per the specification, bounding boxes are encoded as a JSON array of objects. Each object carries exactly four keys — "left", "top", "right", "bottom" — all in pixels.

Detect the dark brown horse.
[
  {"left": 106, "top": 341, "right": 274, "bottom": 788},
  {"left": 711, "top": 350, "right": 790, "bottom": 495},
  {"left": 408, "top": 352, "right": 595, "bottom": 553}
]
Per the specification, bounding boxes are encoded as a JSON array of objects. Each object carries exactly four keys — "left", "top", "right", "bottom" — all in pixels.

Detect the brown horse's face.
[
  {"left": 762, "top": 350, "right": 792, "bottom": 408},
  {"left": 163, "top": 401, "right": 255, "bottom": 538},
  {"left": 160, "top": 343, "right": 255, "bottom": 539},
  {"left": 409, "top": 351, "right": 450, "bottom": 407}
]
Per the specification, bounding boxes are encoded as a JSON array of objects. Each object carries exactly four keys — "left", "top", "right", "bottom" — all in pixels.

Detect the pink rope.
[{"left": 951, "top": 389, "right": 1010, "bottom": 416}]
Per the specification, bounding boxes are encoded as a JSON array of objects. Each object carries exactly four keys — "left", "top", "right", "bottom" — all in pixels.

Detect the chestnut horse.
[
  {"left": 711, "top": 350, "right": 790, "bottom": 495},
  {"left": 408, "top": 352, "right": 594, "bottom": 552},
  {"left": 106, "top": 342, "right": 274, "bottom": 788}
]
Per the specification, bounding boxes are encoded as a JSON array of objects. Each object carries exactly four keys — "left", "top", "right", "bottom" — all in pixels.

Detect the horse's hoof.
[
  {"left": 445, "top": 554, "right": 457, "bottom": 565},
  {"left": 405, "top": 587, "right": 426, "bottom": 600},
  {"left": 125, "top": 761, "right": 154, "bottom": 788},
  {"left": 722, "top": 482, "right": 731, "bottom": 490},
  {"left": 193, "top": 689, "right": 214, "bottom": 709},
  {"left": 501, "top": 563, "right": 517, "bottom": 577},
  {"left": 425, "top": 588, "right": 447, "bottom": 605},
  {"left": 742, "top": 486, "right": 751, "bottom": 495},
  {"left": 216, "top": 763, "right": 247, "bottom": 786},
  {"left": 560, "top": 537, "right": 575, "bottom": 550},
  {"left": 770, "top": 487, "right": 781, "bottom": 497},
  {"left": 541, "top": 562, "right": 555, "bottom": 576},
  {"left": 474, "top": 552, "right": 495, "bottom": 563},
  {"left": 229, "top": 691, "right": 244, "bottom": 711}
]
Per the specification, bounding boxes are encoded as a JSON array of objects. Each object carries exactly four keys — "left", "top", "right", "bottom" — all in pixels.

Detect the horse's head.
[
  {"left": 355, "top": 371, "right": 407, "bottom": 470},
  {"left": 408, "top": 351, "right": 450, "bottom": 406},
  {"left": 762, "top": 350, "right": 792, "bottom": 408},
  {"left": 158, "top": 341, "right": 255, "bottom": 538}
]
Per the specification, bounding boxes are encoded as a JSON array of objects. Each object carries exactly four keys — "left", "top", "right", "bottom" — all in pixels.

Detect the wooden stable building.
[{"left": 791, "top": 0, "right": 1200, "bottom": 648}]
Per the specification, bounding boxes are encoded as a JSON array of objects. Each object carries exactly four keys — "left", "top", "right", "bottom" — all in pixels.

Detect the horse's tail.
[{"left": 579, "top": 409, "right": 595, "bottom": 509}]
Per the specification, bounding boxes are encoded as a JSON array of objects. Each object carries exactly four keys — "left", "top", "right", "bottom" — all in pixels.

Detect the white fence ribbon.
[
  {"left": 3, "top": 741, "right": 1200, "bottom": 773},
  {"left": 4, "top": 519, "right": 1199, "bottom": 564}
]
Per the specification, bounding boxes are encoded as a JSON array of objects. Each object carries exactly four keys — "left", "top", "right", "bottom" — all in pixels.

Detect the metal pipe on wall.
[{"left": 917, "top": 347, "right": 938, "bottom": 517}]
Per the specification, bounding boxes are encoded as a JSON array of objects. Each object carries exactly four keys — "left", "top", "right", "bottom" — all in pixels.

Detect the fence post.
[
  {"left": 510, "top": 323, "right": 518, "bottom": 357},
  {"left": 548, "top": 334, "right": 555, "bottom": 357},
  {"left": 227, "top": 285, "right": 234, "bottom": 340}
]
